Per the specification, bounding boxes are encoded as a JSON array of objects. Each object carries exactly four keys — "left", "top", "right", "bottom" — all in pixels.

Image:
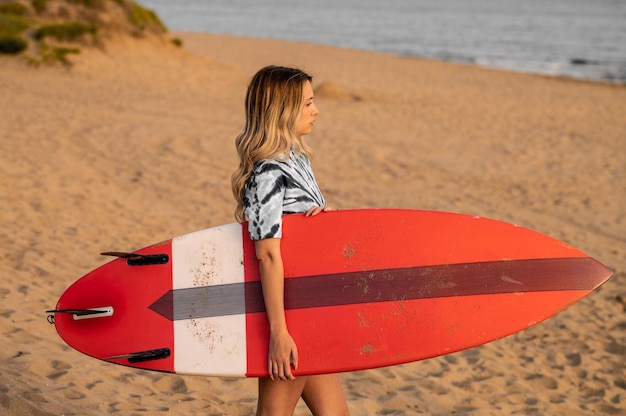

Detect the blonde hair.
[{"left": 231, "top": 66, "right": 313, "bottom": 222}]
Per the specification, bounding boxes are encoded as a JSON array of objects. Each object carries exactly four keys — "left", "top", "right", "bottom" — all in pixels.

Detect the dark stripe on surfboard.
[{"left": 149, "top": 257, "right": 611, "bottom": 321}]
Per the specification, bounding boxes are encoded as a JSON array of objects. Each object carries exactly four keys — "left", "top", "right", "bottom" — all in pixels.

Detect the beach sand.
[{"left": 1, "top": 31, "right": 625, "bottom": 415}]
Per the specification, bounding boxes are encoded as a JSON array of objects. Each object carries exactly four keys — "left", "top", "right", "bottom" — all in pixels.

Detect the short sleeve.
[{"left": 244, "top": 161, "right": 286, "bottom": 240}]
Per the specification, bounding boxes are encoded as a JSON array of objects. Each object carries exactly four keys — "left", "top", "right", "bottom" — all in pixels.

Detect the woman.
[{"left": 232, "top": 66, "right": 350, "bottom": 416}]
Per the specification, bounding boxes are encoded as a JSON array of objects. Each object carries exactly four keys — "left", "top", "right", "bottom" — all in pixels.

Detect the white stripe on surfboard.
[{"left": 172, "top": 223, "right": 247, "bottom": 376}]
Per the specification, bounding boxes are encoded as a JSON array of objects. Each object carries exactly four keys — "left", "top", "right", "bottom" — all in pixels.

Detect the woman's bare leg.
[
  {"left": 256, "top": 376, "right": 308, "bottom": 416},
  {"left": 301, "top": 374, "right": 350, "bottom": 416},
  {"left": 257, "top": 374, "right": 349, "bottom": 416}
]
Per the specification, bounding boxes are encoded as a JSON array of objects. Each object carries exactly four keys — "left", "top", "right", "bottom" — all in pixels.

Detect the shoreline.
[
  {"left": 0, "top": 31, "right": 624, "bottom": 415},
  {"left": 174, "top": 29, "right": 626, "bottom": 87}
]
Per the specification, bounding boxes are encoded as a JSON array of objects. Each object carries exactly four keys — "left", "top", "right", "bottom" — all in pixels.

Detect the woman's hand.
[
  {"left": 305, "top": 206, "right": 331, "bottom": 217},
  {"left": 268, "top": 328, "right": 299, "bottom": 381}
]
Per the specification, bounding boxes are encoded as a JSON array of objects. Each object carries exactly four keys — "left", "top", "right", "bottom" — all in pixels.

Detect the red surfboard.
[{"left": 47, "top": 209, "right": 612, "bottom": 377}]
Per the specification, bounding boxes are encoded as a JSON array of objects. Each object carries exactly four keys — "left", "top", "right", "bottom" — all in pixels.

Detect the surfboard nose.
[{"left": 588, "top": 258, "right": 613, "bottom": 289}]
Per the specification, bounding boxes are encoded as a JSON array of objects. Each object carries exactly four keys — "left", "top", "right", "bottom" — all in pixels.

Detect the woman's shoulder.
[
  {"left": 253, "top": 152, "right": 291, "bottom": 171},
  {"left": 250, "top": 158, "right": 288, "bottom": 184}
]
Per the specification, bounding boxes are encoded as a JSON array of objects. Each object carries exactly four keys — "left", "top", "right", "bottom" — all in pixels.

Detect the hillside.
[{"left": 0, "top": 0, "right": 172, "bottom": 64}]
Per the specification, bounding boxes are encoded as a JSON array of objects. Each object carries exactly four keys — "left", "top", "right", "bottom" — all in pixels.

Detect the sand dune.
[{"left": 0, "top": 31, "right": 625, "bottom": 415}]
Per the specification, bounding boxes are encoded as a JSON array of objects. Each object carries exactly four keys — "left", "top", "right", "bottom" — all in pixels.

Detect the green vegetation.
[
  {"left": 23, "top": 44, "right": 80, "bottom": 66},
  {"left": 0, "top": 0, "right": 172, "bottom": 62},
  {"left": 0, "top": 5, "right": 30, "bottom": 56},
  {"left": 40, "top": 44, "right": 80, "bottom": 64},
  {"left": 0, "top": 34, "right": 27, "bottom": 53},
  {"left": 0, "top": 13, "right": 30, "bottom": 36},
  {"left": 34, "top": 22, "right": 98, "bottom": 41},
  {"left": 0, "top": 3, "right": 27, "bottom": 16},
  {"left": 126, "top": 2, "right": 166, "bottom": 33},
  {"left": 31, "top": 0, "right": 47, "bottom": 14},
  {"left": 171, "top": 37, "right": 183, "bottom": 47}
]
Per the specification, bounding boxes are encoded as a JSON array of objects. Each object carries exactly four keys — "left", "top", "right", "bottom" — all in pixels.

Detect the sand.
[{"left": 0, "top": 31, "right": 625, "bottom": 415}]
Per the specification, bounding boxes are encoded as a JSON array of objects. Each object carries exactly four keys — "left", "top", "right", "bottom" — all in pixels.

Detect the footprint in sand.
[
  {"left": 64, "top": 390, "right": 86, "bottom": 400},
  {"left": 605, "top": 341, "right": 626, "bottom": 356},
  {"left": 0, "top": 309, "right": 15, "bottom": 318},
  {"left": 566, "top": 352, "right": 582, "bottom": 366},
  {"left": 153, "top": 375, "right": 190, "bottom": 395},
  {"left": 21, "top": 390, "right": 48, "bottom": 404},
  {"left": 51, "top": 360, "right": 72, "bottom": 370},
  {"left": 47, "top": 360, "right": 72, "bottom": 380},
  {"left": 524, "top": 373, "right": 559, "bottom": 390}
]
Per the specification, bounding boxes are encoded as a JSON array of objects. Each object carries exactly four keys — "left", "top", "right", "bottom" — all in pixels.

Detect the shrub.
[
  {"left": 0, "top": 3, "right": 27, "bottom": 16},
  {"left": 171, "top": 37, "right": 182, "bottom": 47},
  {"left": 127, "top": 2, "right": 166, "bottom": 33},
  {"left": 0, "top": 14, "right": 30, "bottom": 36},
  {"left": 0, "top": 35, "right": 28, "bottom": 54},
  {"left": 40, "top": 44, "right": 80, "bottom": 64},
  {"left": 31, "top": 0, "right": 47, "bottom": 14},
  {"left": 34, "top": 22, "right": 98, "bottom": 41}
]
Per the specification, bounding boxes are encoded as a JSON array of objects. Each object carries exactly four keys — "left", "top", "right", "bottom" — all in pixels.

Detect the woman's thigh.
[
  {"left": 301, "top": 374, "right": 349, "bottom": 416},
  {"left": 257, "top": 376, "right": 308, "bottom": 416}
]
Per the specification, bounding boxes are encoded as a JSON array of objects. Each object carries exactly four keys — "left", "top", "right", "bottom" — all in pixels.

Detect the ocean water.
[{"left": 141, "top": 0, "right": 626, "bottom": 83}]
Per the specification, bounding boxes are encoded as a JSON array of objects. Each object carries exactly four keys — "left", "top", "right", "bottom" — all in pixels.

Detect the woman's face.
[{"left": 294, "top": 81, "right": 319, "bottom": 137}]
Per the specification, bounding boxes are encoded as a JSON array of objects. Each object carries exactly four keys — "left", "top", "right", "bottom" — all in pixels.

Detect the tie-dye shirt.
[{"left": 244, "top": 149, "right": 325, "bottom": 240}]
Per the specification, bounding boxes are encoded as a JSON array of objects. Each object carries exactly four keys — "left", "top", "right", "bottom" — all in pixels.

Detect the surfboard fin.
[
  {"left": 101, "top": 252, "right": 169, "bottom": 266},
  {"left": 45, "top": 307, "right": 114, "bottom": 324},
  {"left": 104, "top": 348, "right": 171, "bottom": 363}
]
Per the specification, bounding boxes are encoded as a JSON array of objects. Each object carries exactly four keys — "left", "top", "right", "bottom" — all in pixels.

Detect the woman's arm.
[{"left": 255, "top": 238, "right": 299, "bottom": 381}]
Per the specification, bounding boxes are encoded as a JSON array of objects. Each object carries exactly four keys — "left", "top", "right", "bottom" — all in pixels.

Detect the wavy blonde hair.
[{"left": 231, "top": 66, "right": 313, "bottom": 222}]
